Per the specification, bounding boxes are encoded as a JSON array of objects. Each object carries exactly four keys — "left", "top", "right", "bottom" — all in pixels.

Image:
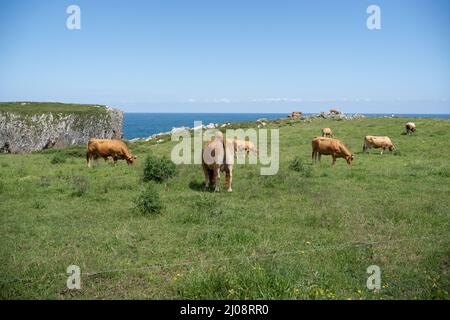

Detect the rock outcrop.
[{"left": 0, "top": 104, "right": 123, "bottom": 153}]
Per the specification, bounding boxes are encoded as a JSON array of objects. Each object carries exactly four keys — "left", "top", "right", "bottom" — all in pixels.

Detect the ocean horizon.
[{"left": 124, "top": 112, "right": 450, "bottom": 140}]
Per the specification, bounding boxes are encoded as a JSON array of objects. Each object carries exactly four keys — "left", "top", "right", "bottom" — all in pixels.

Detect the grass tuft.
[{"left": 50, "top": 152, "right": 68, "bottom": 164}]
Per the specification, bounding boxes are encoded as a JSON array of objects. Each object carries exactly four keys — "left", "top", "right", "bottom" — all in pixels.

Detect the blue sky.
[{"left": 0, "top": 0, "right": 449, "bottom": 113}]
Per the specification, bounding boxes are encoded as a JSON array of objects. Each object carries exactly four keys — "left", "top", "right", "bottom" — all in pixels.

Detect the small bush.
[
  {"left": 51, "top": 152, "right": 67, "bottom": 164},
  {"left": 289, "top": 157, "right": 303, "bottom": 172},
  {"left": 134, "top": 183, "right": 163, "bottom": 215},
  {"left": 143, "top": 154, "right": 177, "bottom": 182},
  {"left": 289, "top": 157, "right": 313, "bottom": 177}
]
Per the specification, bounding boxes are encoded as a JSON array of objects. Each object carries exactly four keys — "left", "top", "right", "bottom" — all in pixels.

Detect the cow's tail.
[
  {"left": 363, "top": 138, "right": 368, "bottom": 152},
  {"left": 222, "top": 136, "right": 232, "bottom": 166}
]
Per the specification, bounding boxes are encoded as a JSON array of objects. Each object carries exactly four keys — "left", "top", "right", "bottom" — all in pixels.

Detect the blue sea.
[{"left": 123, "top": 113, "right": 450, "bottom": 140}]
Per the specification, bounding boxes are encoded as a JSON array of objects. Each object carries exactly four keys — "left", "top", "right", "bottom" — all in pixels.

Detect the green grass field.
[
  {"left": 0, "top": 117, "right": 449, "bottom": 299},
  {"left": 0, "top": 102, "right": 108, "bottom": 115}
]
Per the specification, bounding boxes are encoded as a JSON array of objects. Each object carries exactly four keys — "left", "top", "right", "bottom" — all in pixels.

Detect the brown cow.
[
  {"left": 232, "top": 138, "right": 258, "bottom": 155},
  {"left": 312, "top": 137, "right": 353, "bottom": 165},
  {"left": 329, "top": 108, "right": 341, "bottom": 114},
  {"left": 405, "top": 122, "right": 416, "bottom": 135},
  {"left": 86, "top": 138, "right": 136, "bottom": 167},
  {"left": 321, "top": 127, "right": 334, "bottom": 138},
  {"left": 202, "top": 132, "right": 234, "bottom": 192},
  {"left": 363, "top": 135, "right": 395, "bottom": 155}
]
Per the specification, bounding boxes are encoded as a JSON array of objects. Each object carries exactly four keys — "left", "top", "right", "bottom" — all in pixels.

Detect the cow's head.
[
  {"left": 245, "top": 145, "right": 258, "bottom": 155},
  {"left": 346, "top": 154, "right": 354, "bottom": 165},
  {"left": 389, "top": 145, "right": 396, "bottom": 151},
  {"left": 126, "top": 155, "right": 137, "bottom": 165}
]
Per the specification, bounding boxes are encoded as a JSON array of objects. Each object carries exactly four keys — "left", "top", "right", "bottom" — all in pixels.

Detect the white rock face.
[{"left": 0, "top": 107, "right": 124, "bottom": 153}]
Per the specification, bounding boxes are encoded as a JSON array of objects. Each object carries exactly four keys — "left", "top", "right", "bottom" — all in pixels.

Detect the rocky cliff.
[{"left": 0, "top": 102, "right": 123, "bottom": 153}]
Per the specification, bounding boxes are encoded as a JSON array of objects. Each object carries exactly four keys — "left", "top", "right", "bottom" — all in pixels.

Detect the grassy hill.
[
  {"left": 0, "top": 116, "right": 449, "bottom": 299},
  {"left": 0, "top": 102, "right": 108, "bottom": 115}
]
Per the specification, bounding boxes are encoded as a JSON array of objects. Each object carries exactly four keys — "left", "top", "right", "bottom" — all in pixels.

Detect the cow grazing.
[
  {"left": 86, "top": 138, "right": 136, "bottom": 168},
  {"left": 321, "top": 127, "right": 334, "bottom": 138},
  {"left": 405, "top": 122, "right": 416, "bottom": 135},
  {"left": 289, "top": 111, "right": 302, "bottom": 119},
  {"left": 202, "top": 132, "right": 234, "bottom": 192},
  {"left": 312, "top": 137, "right": 353, "bottom": 165},
  {"left": 363, "top": 135, "right": 395, "bottom": 155}
]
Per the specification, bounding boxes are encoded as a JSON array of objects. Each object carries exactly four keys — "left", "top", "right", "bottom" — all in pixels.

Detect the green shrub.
[
  {"left": 134, "top": 183, "right": 163, "bottom": 215},
  {"left": 289, "top": 157, "right": 313, "bottom": 177},
  {"left": 50, "top": 152, "right": 67, "bottom": 164},
  {"left": 64, "top": 146, "right": 86, "bottom": 157},
  {"left": 143, "top": 154, "right": 177, "bottom": 182}
]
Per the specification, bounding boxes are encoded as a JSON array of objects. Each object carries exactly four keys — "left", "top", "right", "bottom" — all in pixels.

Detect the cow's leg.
[
  {"left": 202, "top": 165, "right": 210, "bottom": 189},
  {"left": 381, "top": 148, "right": 384, "bottom": 155},
  {"left": 208, "top": 169, "right": 215, "bottom": 189},
  {"left": 225, "top": 166, "right": 232, "bottom": 192},
  {"left": 318, "top": 153, "right": 321, "bottom": 162},
  {"left": 93, "top": 155, "right": 100, "bottom": 166},
  {"left": 312, "top": 150, "right": 315, "bottom": 164},
  {"left": 313, "top": 150, "right": 318, "bottom": 164},
  {"left": 213, "top": 165, "right": 220, "bottom": 192},
  {"left": 332, "top": 155, "right": 336, "bottom": 165},
  {"left": 87, "top": 152, "right": 91, "bottom": 168}
]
